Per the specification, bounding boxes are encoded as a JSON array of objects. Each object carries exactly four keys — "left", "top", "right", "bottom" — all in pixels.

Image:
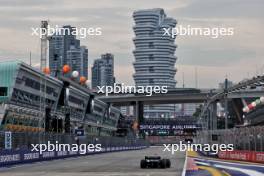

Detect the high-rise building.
[
  {"left": 49, "top": 35, "right": 64, "bottom": 77},
  {"left": 91, "top": 59, "right": 102, "bottom": 88},
  {"left": 181, "top": 103, "right": 201, "bottom": 116},
  {"left": 80, "top": 46, "right": 88, "bottom": 78},
  {"left": 66, "top": 46, "right": 88, "bottom": 78},
  {"left": 219, "top": 80, "right": 234, "bottom": 90},
  {"left": 91, "top": 53, "right": 115, "bottom": 89},
  {"left": 62, "top": 25, "right": 80, "bottom": 62},
  {"left": 49, "top": 25, "right": 88, "bottom": 78},
  {"left": 133, "top": 8, "right": 177, "bottom": 118}
]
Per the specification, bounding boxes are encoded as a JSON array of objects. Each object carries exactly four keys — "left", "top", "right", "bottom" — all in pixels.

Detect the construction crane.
[
  {"left": 40, "top": 20, "right": 49, "bottom": 132},
  {"left": 40, "top": 20, "right": 48, "bottom": 71}
]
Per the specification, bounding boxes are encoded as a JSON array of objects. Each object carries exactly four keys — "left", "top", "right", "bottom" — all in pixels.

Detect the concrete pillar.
[
  {"left": 136, "top": 101, "right": 144, "bottom": 124},
  {"left": 224, "top": 96, "right": 229, "bottom": 129},
  {"left": 206, "top": 107, "right": 210, "bottom": 130},
  {"left": 133, "top": 104, "right": 136, "bottom": 117},
  {"left": 212, "top": 102, "right": 217, "bottom": 130},
  {"left": 231, "top": 98, "right": 244, "bottom": 124},
  {"left": 207, "top": 102, "right": 217, "bottom": 130}
]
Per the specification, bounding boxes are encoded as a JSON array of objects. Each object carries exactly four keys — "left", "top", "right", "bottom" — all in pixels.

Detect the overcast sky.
[{"left": 0, "top": 0, "right": 263, "bottom": 88}]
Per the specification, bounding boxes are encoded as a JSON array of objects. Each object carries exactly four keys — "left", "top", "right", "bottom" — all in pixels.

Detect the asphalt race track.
[{"left": 0, "top": 146, "right": 185, "bottom": 176}]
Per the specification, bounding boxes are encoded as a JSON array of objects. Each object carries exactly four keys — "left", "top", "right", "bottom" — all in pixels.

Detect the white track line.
[
  {"left": 195, "top": 161, "right": 210, "bottom": 166},
  {"left": 195, "top": 158, "right": 264, "bottom": 168},
  {"left": 181, "top": 151, "right": 188, "bottom": 176},
  {"left": 214, "top": 164, "right": 263, "bottom": 176}
]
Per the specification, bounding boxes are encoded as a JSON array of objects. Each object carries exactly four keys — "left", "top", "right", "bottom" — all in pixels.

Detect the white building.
[{"left": 133, "top": 8, "right": 177, "bottom": 118}]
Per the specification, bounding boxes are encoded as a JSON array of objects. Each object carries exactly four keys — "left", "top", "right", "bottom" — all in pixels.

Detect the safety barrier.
[
  {"left": 0, "top": 131, "right": 149, "bottom": 167},
  {"left": 0, "top": 131, "right": 148, "bottom": 150},
  {"left": 0, "top": 145, "right": 148, "bottom": 167},
  {"left": 218, "top": 150, "right": 264, "bottom": 163}
]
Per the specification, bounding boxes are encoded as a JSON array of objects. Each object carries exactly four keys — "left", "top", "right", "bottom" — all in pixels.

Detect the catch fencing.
[
  {"left": 0, "top": 131, "right": 149, "bottom": 151},
  {"left": 0, "top": 131, "right": 149, "bottom": 166},
  {"left": 195, "top": 126, "right": 264, "bottom": 152}
]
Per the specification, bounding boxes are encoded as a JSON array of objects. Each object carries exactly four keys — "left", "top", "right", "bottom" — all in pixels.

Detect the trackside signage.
[
  {"left": 4, "top": 131, "right": 12, "bottom": 150},
  {"left": 0, "top": 146, "right": 148, "bottom": 166},
  {"left": 140, "top": 124, "right": 200, "bottom": 130},
  {"left": 218, "top": 150, "right": 264, "bottom": 163}
]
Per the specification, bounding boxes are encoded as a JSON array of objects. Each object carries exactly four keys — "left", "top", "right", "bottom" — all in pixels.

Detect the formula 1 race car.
[{"left": 140, "top": 156, "right": 171, "bottom": 169}]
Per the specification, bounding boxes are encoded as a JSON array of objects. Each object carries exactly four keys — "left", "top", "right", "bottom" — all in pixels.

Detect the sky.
[{"left": 0, "top": 0, "right": 263, "bottom": 88}]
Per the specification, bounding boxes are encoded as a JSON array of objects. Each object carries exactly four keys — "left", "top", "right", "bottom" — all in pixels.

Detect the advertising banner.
[
  {"left": 218, "top": 150, "right": 264, "bottom": 163},
  {"left": 4, "top": 131, "right": 12, "bottom": 150}
]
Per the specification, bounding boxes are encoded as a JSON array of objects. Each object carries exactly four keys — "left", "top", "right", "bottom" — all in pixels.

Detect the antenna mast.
[
  {"left": 29, "top": 51, "right": 32, "bottom": 66},
  {"left": 40, "top": 20, "right": 49, "bottom": 132},
  {"left": 182, "top": 72, "right": 185, "bottom": 88},
  {"left": 195, "top": 67, "right": 198, "bottom": 88}
]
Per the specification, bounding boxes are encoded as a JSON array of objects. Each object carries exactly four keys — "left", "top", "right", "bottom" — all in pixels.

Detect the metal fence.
[
  {"left": 0, "top": 131, "right": 149, "bottom": 151},
  {"left": 195, "top": 126, "right": 264, "bottom": 152}
]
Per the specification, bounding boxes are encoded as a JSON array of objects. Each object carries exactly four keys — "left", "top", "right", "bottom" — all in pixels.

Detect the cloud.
[
  {"left": 169, "top": 0, "right": 263, "bottom": 19},
  {"left": 0, "top": 0, "right": 263, "bottom": 88}
]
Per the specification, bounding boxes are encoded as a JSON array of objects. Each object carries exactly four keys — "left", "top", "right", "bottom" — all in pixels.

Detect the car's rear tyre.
[
  {"left": 165, "top": 159, "right": 171, "bottom": 168},
  {"left": 160, "top": 159, "right": 166, "bottom": 168},
  {"left": 140, "top": 160, "right": 146, "bottom": 168}
]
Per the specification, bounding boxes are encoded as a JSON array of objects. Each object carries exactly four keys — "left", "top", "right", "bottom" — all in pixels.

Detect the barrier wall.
[
  {"left": 218, "top": 150, "right": 264, "bottom": 163},
  {"left": 0, "top": 145, "right": 148, "bottom": 167}
]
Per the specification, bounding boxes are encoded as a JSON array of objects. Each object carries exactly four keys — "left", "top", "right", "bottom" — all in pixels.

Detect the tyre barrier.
[{"left": 0, "top": 145, "right": 148, "bottom": 167}]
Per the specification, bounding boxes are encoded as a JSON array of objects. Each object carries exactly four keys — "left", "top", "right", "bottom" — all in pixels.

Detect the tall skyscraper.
[
  {"left": 49, "top": 34, "right": 64, "bottom": 77},
  {"left": 80, "top": 46, "right": 88, "bottom": 78},
  {"left": 133, "top": 8, "right": 177, "bottom": 118},
  {"left": 91, "top": 59, "right": 102, "bottom": 88},
  {"left": 66, "top": 45, "right": 88, "bottom": 78},
  {"left": 92, "top": 53, "right": 115, "bottom": 89},
  {"left": 49, "top": 25, "right": 88, "bottom": 78}
]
